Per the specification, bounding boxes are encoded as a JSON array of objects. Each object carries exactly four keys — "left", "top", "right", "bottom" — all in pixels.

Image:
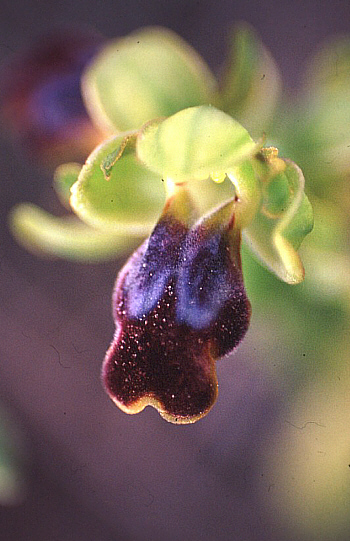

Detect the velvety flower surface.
[{"left": 103, "top": 188, "right": 251, "bottom": 423}]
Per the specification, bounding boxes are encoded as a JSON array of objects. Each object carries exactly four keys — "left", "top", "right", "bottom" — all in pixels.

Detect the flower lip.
[{"left": 103, "top": 189, "right": 251, "bottom": 423}]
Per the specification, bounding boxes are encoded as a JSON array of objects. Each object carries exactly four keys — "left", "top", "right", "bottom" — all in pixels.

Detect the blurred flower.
[{"left": 0, "top": 28, "right": 106, "bottom": 165}]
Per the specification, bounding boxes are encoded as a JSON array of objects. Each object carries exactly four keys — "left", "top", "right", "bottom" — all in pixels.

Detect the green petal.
[
  {"left": 136, "top": 105, "right": 257, "bottom": 182},
  {"left": 9, "top": 204, "right": 138, "bottom": 262},
  {"left": 82, "top": 27, "right": 217, "bottom": 133},
  {"left": 217, "top": 23, "right": 281, "bottom": 137},
  {"left": 53, "top": 162, "right": 82, "bottom": 207},
  {"left": 245, "top": 157, "right": 314, "bottom": 284},
  {"left": 70, "top": 133, "right": 165, "bottom": 234}
]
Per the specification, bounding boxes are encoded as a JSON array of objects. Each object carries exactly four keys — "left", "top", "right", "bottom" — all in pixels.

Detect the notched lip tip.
[
  {"left": 108, "top": 393, "right": 214, "bottom": 425},
  {"left": 159, "top": 409, "right": 210, "bottom": 425}
]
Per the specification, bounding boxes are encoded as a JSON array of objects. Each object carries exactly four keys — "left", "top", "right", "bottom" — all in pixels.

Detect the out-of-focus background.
[{"left": 1, "top": 1, "right": 350, "bottom": 540}]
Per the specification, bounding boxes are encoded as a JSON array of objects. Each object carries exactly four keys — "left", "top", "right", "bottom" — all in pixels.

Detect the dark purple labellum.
[{"left": 103, "top": 190, "right": 251, "bottom": 423}]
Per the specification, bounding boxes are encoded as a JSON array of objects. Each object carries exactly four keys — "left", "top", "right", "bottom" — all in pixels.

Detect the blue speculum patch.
[{"left": 103, "top": 193, "right": 251, "bottom": 423}]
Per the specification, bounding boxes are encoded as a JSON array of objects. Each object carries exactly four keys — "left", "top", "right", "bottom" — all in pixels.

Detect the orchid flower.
[{"left": 6, "top": 26, "right": 313, "bottom": 423}]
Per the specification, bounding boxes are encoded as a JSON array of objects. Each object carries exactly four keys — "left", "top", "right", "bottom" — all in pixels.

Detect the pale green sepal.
[
  {"left": 53, "top": 162, "right": 82, "bottom": 207},
  {"left": 82, "top": 27, "right": 217, "bottom": 133},
  {"left": 136, "top": 105, "right": 257, "bottom": 182},
  {"left": 70, "top": 133, "right": 165, "bottom": 234},
  {"left": 245, "top": 158, "right": 314, "bottom": 284},
  {"left": 9, "top": 204, "right": 139, "bottom": 262},
  {"left": 217, "top": 23, "right": 282, "bottom": 137}
]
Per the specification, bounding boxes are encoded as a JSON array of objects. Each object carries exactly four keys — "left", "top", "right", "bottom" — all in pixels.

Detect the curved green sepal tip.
[
  {"left": 70, "top": 133, "right": 165, "bottom": 235},
  {"left": 9, "top": 204, "right": 139, "bottom": 262},
  {"left": 136, "top": 105, "right": 258, "bottom": 182},
  {"left": 53, "top": 162, "right": 82, "bottom": 207},
  {"left": 245, "top": 156, "right": 314, "bottom": 284},
  {"left": 217, "top": 23, "right": 281, "bottom": 137},
  {"left": 82, "top": 26, "right": 217, "bottom": 133}
]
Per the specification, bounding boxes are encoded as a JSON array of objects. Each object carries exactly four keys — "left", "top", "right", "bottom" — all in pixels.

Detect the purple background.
[{"left": 0, "top": 1, "right": 350, "bottom": 540}]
